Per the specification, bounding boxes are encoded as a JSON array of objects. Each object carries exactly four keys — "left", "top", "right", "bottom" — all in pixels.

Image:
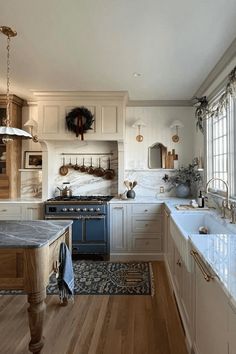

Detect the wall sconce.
[
  {"left": 169, "top": 120, "right": 184, "bottom": 143},
  {"left": 132, "top": 119, "right": 146, "bottom": 142},
  {"left": 24, "top": 119, "right": 39, "bottom": 143}
]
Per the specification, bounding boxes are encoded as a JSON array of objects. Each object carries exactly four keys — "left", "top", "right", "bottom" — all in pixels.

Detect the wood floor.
[{"left": 0, "top": 261, "right": 188, "bottom": 354}]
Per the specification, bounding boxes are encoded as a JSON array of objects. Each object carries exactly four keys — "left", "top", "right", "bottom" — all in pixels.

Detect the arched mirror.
[{"left": 148, "top": 142, "right": 167, "bottom": 169}]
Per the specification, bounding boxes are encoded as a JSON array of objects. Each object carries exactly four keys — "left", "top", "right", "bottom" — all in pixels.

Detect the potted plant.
[{"left": 162, "top": 163, "right": 202, "bottom": 198}]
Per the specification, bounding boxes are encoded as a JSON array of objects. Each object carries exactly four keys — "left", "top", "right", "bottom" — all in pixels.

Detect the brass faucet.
[{"left": 205, "top": 177, "right": 230, "bottom": 219}]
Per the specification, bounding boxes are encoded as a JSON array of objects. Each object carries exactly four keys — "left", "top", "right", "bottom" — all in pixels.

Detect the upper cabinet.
[
  {"left": 0, "top": 95, "right": 24, "bottom": 199},
  {"left": 34, "top": 91, "right": 128, "bottom": 141}
]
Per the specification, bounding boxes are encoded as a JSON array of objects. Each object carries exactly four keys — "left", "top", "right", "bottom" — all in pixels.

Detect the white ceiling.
[{"left": 0, "top": 0, "right": 236, "bottom": 100}]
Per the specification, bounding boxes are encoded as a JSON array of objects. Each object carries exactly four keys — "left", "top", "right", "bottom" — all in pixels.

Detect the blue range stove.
[{"left": 44, "top": 195, "right": 113, "bottom": 259}]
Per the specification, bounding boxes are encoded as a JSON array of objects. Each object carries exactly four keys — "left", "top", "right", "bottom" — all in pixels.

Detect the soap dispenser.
[{"left": 197, "top": 191, "right": 204, "bottom": 208}]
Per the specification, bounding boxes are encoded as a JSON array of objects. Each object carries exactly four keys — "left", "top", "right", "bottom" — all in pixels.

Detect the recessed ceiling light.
[{"left": 133, "top": 72, "right": 141, "bottom": 78}]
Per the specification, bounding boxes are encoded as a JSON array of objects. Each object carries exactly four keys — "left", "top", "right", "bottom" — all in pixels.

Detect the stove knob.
[
  {"left": 96, "top": 207, "right": 101, "bottom": 212},
  {"left": 61, "top": 208, "right": 68, "bottom": 212},
  {"left": 69, "top": 208, "right": 74, "bottom": 212},
  {"left": 75, "top": 208, "right": 81, "bottom": 212},
  {"left": 83, "top": 208, "right": 87, "bottom": 212},
  {"left": 89, "top": 208, "right": 94, "bottom": 212}
]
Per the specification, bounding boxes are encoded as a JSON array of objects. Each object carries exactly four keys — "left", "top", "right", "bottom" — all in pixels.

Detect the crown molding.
[
  {"left": 127, "top": 100, "right": 192, "bottom": 107},
  {"left": 194, "top": 37, "right": 236, "bottom": 98},
  {"left": 31, "top": 90, "right": 129, "bottom": 102}
]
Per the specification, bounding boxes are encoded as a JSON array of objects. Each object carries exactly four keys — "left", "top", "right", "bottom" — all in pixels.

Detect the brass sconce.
[
  {"left": 132, "top": 119, "right": 146, "bottom": 142},
  {"left": 170, "top": 120, "right": 184, "bottom": 143},
  {"left": 24, "top": 119, "right": 39, "bottom": 143}
]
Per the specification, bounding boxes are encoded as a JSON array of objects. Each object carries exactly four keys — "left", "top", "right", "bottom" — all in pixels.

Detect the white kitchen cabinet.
[
  {"left": 110, "top": 204, "right": 128, "bottom": 252},
  {"left": 128, "top": 203, "right": 162, "bottom": 253},
  {"left": 21, "top": 203, "right": 43, "bottom": 220},
  {"left": 0, "top": 203, "right": 43, "bottom": 221},
  {"left": 35, "top": 91, "right": 127, "bottom": 141},
  {"left": 109, "top": 202, "right": 163, "bottom": 259},
  {"left": 164, "top": 213, "right": 193, "bottom": 350},
  {"left": 228, "top": 301, "right": 236, "bottom": 354},
  {"left": 191, "top": 248, "right": 228, "bottom": 354},
  {"left": 0, "top": 204, "right": 22, "bottom": 220}
]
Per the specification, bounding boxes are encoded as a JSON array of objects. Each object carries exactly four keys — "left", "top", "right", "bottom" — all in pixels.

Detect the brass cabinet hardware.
[
  {"left": 176, "top": 259, "right": 182, "bottom": 267},
  {"left": 0, "top": 209, "right": 7, "bottom": 212},
  {"left": 190, "top": 250, "right": 214, "bottom": 282},
  {"left": 113, "top": 207, "right": 123, "bottom": 209}
]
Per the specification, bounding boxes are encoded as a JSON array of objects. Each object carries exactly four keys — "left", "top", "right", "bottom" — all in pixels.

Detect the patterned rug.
[{"left": 0, "top": 261, "right": 154, "bottom": 296}]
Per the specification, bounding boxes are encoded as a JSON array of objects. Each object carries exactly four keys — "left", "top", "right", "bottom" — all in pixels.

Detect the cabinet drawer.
[
  {"left": 0, "top": 205, "right": 22, "bottom": 220},
  {"left": 132, "top": 237, "right": 162, "bottom": 251},
  {"left": 132, "top": 216, "right": 162, "bottom": 233},
  {"left": 131, "top": 204, "right": 162, "bottom": 215}
]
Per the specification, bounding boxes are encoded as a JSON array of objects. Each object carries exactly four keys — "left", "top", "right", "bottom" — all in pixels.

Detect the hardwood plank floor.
[{"left": 0, "top": 261, "right": 188, "bottom": 354}]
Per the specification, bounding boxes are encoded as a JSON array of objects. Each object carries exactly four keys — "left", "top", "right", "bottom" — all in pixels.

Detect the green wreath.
[{"left": 66, "top": 106, "right": 94, "bottom": 140}]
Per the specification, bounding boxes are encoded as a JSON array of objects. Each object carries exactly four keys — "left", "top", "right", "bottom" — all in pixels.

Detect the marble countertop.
[
  {"left": 0, "top": 220, "right": 73, "bottom": 248},
  {"left": 109, "top": 196, "right": 190, "bottom": 205},
  {"left": 189, "top": 234, "right": 236, "bottom": 308},
  {"left": 0, "top": 199, "right": 43, "bottom": 204}
]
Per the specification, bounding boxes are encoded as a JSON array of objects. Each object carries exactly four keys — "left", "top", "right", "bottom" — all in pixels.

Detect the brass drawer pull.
[
  {"left": 190, "top": 250, "right": 214, "bottom": 282},
  {"left": 176, "top": 259, "right": 182, "bottom": 267},
  {"left": 0, "top": 209, "right": 7, "bottom": 212}
]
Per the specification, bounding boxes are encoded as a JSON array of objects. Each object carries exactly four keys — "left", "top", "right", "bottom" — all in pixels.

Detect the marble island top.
[
  {"left": 0, "top": 220, "right": 73, "bottom": 249},
  {"left": 189, "top": 234, "right": 236, "bottom": 308}
]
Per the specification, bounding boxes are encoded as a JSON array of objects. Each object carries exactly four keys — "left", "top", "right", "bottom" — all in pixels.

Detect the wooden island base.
[{"left": 0, "top": 223, "right": 71, "bottom": 354}]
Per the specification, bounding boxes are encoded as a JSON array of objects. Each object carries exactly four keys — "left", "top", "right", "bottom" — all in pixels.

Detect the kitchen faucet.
[{"left": 205, "top": 177, "right": 231, "bottom": 219}]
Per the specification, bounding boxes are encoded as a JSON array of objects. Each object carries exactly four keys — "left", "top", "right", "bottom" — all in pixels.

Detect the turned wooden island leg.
[{"left": 27, "top": 289, "right": 46, "bottom": 354}]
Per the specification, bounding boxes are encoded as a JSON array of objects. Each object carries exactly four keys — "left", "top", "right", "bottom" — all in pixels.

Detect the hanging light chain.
[{"left": 5, "top": 33, "right": 11, "bottom": 126}]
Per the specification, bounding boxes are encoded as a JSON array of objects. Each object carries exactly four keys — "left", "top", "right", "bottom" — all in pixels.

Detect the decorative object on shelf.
[
  {"left": 0, "top": 151, "right": 6, "bottom": 161},
  {"left": 0, "top": 26, "right": 32, "bottom": 144},
  {"left": 124, "top": 180, "right": 137, "bottom": 199},
  {"left": 65, "top": 106, "right": 94, "bottom": 140},
  {"left": 24, "top": 118, "right": 39, "bottom": 143},
  {"left": 162, "top": 162, "right": 202, "bottom": 198},
  {"left": 132, "top": 119, "right": 146, "bottom": 142},
  {"left": 169, "top": 120, "right": 184, "bottom": 143},
  {"left": 24, "top": 151, "right": 42, "bottom": 169},
  {"left": 165, "top": 149, "right": 178, "bottom": 169}
]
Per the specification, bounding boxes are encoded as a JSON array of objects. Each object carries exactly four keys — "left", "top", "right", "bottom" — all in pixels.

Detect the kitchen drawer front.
[
  {"left": 131, "top": 204, "right": 162, "bottom": 215},
  {"left": 131, "top": 236, "right": 162, "bottom": 252},
  {"left": 0, "top": 205, "right": 22, "bottom": 220},
  {"left": 132, "top": 216, "right": 162, "bottom": 233}
]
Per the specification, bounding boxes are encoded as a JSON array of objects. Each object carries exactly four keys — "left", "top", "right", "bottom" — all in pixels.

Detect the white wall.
[
  {"left": 124, "top": 106, "right": 197, "bottom": 197},
  {"left": 125, "top": 106, "right": 195, "bottom": 169}
]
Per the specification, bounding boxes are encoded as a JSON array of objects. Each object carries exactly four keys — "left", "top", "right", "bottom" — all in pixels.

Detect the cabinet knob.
[
  {"left": 144, "top": 209, "right": 148, "bottom": 212},
  {"left": 145, "top": 224, "right": 148, "bottom": 227},
  {"left": 0, "top": 209, "right": 7, "bottom": 212}
]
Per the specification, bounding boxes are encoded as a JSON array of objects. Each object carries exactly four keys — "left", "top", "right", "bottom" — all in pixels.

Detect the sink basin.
[{"left": 172, "top": 212, "right": 235, "bottom": 235}]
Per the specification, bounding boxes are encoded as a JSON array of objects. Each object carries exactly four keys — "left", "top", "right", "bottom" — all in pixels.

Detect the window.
[{"left": 206, "top": 93, "right": 235, "bottom": 197}]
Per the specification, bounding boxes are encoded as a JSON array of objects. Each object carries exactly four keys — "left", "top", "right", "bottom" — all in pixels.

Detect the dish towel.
[{"left": 57, "top": 242, "right": 74, "bottom": 303}]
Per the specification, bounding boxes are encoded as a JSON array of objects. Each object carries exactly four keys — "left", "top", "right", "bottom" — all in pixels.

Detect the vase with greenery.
[{"left": 162, "top": 163, "right": 202, "bottom": 198}]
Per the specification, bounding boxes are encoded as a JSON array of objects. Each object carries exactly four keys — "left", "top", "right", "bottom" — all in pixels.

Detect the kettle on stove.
[{"left": 57, "top": 182, "right": 73, "bottom": 197}]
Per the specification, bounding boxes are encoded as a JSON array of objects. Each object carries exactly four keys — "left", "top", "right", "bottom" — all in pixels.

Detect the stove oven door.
[{"left": 72, "top": 216, "right": 108, "bottom": 255}]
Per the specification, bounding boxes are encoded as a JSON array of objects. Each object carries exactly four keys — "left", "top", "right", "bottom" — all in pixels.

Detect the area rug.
[{"left": 0, "top": 261, "right": 154, "bottom": 296}]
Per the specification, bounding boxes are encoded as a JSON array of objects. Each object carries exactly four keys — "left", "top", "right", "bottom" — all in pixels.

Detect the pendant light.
[{"left": 0, "top": 26, "right": 32, "bottom": 144}]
